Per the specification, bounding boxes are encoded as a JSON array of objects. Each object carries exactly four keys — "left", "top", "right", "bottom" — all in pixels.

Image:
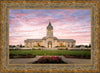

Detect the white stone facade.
[{"left": 24, "top": 22, "right": 76, "bottom": 48}]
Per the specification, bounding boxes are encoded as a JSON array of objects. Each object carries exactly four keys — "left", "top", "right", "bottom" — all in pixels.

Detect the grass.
[{"left": 9, "top": 49, "right": 91, "bottom": 56}]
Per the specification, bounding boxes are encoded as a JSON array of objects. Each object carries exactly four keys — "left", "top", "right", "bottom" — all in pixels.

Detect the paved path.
[
  {"left": 61, "top": 56, "right": 91, "bottom": 64},
  {"left": 9, "top": 56, "right": 91, "bottom": 64}
]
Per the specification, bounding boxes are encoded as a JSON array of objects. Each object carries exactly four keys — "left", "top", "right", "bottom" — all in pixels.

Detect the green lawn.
[{"left": 9, "top": 49, "right": 91, "bottom": 56}]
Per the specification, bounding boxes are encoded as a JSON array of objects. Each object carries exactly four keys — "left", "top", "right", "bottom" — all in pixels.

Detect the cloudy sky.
[{"left": 9, "top": 9, "right": 91, "bottom": 45}]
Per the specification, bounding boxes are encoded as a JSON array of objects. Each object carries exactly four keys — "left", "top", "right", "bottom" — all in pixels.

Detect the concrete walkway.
[
  {"left": 61, "top": 56, "right": 91, "bottom": 64},
  {"left": 9, "top": 56, "right": 91, "bottom": 64}
]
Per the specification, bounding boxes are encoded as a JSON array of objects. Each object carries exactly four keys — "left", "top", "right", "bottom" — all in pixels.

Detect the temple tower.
[{"left": 47, "top": 21, "right": 53, "bottom": 37}]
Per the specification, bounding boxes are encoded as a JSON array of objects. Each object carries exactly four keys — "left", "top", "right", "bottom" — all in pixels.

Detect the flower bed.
[
  {"left": 63, "top": 55, "right": 90, "bottom": 59},
  {"left": 34, "top": 56, "right": 65, "bottom": 64}
]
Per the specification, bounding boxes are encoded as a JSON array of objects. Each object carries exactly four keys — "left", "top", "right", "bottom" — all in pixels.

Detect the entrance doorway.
[{"left": 48, "top": 41, "right": 52, "bottom": 48}]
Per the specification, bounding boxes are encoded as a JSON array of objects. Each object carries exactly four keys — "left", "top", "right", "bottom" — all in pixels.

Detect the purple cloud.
[{"left": 9, "top": 9, "right": 91, "bottom": 45}]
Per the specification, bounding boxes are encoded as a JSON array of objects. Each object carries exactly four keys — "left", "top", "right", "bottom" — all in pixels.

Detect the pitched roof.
[
  {"left": 42, "top": 37, "right": 46, "bottom": 40},
  {"left": 24, "top": 39, "right": 42, "bottom": 42},
  {"left": 59, "top": 39, "right": 76, "bottom": 42},
  {"left": 47, "top": 21, "right": 53, "bottom": 29}
]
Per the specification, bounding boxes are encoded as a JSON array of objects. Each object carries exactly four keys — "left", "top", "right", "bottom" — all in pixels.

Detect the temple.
[{"left": 24, "top": 21, "right": 76, "bottom": 49}]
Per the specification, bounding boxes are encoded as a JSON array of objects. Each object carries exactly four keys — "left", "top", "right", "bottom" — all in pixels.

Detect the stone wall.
[{"left": 25, "top": 40, "right": 75, "bottom": 48}]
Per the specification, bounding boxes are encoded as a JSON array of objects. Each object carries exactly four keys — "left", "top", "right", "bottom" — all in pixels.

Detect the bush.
[
  {"left": 65, "top": 47, "right": 68, "bottom": 50},
  {"left": 38, "top": 48, "right": 41, "bottom": 50},
  {"left": 32, "top": 48, "right": 36, "bottom": 50},
  {"left": 63, "top": 54, "right": 91, "bottom": 59},
  {"left": 9, "top": 52, "right": 36, "bottom": 58}
]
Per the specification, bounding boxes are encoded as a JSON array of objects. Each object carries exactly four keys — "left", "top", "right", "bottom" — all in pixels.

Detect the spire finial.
[
  {"left": 49, "top": 19, "right": 51, "bottom": 26},
  {"left": 47, "top": 19, "right": 53, "bottom": 29}
]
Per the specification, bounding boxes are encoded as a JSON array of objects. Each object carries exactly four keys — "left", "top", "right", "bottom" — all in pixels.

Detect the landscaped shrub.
[
  {"left": 63, "top": 54, "right": 91, "bottom": 59},
  {"left": 58, "top": 47, "right": 68, "bottom": 50},
  {"left": 9, "top": 52, "right": 36, "bottom": 58},
  {"left": 32, "top": 48, "right": 36, "bottom": 50},
  {"left": 65, "top": 47, "right": 68, "bottom": 50},
  {"left": 59, "top": 45, "right": 66, "bottom": 47},
  {"left": 37, "top": 48, "right": 41, "bottom": 50}
]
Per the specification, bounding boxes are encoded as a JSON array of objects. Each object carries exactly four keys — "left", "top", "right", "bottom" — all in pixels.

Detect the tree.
[
  {"left": 19, "top": 44, "right": 23, "bottom": 47},
  {"left": 85, "top": 45, "right": 88, "bottom": 48},
  {"left": 89, "top": 44, "right": 91, "bottom": 48},
  {"left": 12, "top": 45, "right": 16, "bottom": 47}
]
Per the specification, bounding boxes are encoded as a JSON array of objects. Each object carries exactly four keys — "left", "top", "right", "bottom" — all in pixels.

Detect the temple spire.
[
  {"left": 47, "top": 20, "right": 53, "bottom": 29},
  {"left": 49, "top": 20, "right": 51, "bottom": 26},
  {"left": 47, "top": 21, "right": 53, "bottom": 37}
]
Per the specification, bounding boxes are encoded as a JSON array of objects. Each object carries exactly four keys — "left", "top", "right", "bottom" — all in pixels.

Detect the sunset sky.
[{"left": 9, "top": 9, "right": 91, "bottom": 45}]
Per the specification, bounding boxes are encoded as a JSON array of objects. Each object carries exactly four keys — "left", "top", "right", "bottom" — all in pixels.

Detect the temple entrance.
[{"left": 48, "top": 41, "right": 52, "bottom": 48}]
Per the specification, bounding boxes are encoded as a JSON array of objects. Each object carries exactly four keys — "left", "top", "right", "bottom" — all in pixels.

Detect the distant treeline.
[
  {"left": 9, "top": 44, "right": 91, "bottom": 48},
  {"left": 9, "top": 44, "right": 25, "bottom": 48},
  {"left": 75, "top": 44, "right": 91, "bottom": 48}
]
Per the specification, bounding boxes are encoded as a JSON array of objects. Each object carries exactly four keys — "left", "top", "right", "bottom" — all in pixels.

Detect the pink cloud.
[
  {"left": 9, "top": 20, "right": 16, "bottom": 24},
  {"left": 65, "top": 9, "right": 77, "bottom": 13},
  {"left": 15, "top": 13, "right": 29, "bottom": 17},
  {"left": 9, "top": 9, "right": 91, "bottom": 45}
]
